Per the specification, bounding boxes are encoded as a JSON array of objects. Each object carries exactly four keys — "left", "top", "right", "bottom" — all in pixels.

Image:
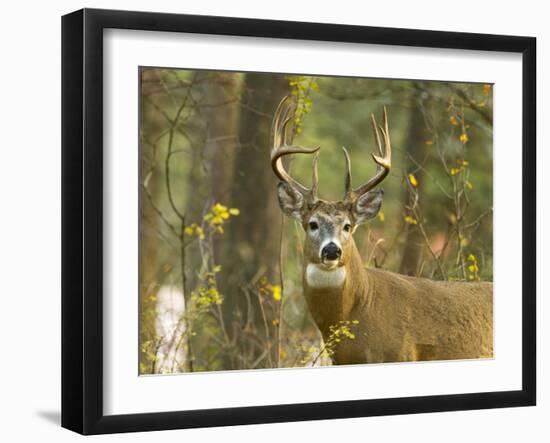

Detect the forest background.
[{"left": 138, "top": 69, "right": 493, "bottom": 374}]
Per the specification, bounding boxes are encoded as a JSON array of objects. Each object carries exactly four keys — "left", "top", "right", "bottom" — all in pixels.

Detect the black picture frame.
[{"left": 61, "top": 8, "right": 536, "bottom": 435}]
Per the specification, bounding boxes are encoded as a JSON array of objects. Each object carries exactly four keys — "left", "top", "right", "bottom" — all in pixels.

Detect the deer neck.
[{"left": 303, "top": 239, "right": 368, "bottom": 335}]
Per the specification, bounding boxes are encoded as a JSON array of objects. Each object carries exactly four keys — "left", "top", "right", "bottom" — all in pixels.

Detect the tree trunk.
[
  {"left": 138, "top": 69, "right": 163, "bottom": 374},
  {"left": 184, "top": 72, "right": 241, "bottom": 292},
  {"left": 220, "top": 73, "right": 289, "bottom": 368}
]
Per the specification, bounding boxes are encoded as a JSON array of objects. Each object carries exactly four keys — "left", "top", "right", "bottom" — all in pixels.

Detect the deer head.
[{"left": 271, "top": 96, "right": 391, "bottom": 270}]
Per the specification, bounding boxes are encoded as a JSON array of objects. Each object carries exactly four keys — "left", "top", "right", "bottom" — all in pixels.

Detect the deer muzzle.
[{"left": 321, "top": 242, "right": 342, "bottom": 262}]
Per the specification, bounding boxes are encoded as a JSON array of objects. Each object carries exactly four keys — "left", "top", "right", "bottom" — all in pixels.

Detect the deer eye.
[
  {"left": 309, "top": 221, "right": 319, "bottom": 231},
  {"left": 343, "top": 223, "right": 352, "bottom": 233}
]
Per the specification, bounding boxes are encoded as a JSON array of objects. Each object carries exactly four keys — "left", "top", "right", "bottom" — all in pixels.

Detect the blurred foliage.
[{"left": 138, "top": 67, "right": 493, "bottom": 374}]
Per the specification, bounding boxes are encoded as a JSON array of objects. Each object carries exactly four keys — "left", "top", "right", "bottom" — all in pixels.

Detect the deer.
[{"left": 271, "top": 96, "right": 493, "bottom": 365}]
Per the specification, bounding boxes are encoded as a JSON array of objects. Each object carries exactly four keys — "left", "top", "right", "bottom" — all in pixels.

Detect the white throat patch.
[{"left": 306, "top": 264, "right": 346, "bottom": 289}]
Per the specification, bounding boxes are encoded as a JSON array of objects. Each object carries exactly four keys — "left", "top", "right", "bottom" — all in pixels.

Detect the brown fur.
[{"left": 303, "top": 237, "right": 493, "bottom": 364}]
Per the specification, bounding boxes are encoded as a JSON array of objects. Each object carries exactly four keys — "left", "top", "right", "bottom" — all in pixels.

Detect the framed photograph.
[{"left": 61, "top": 8, "right": 536, "bottom": 435}]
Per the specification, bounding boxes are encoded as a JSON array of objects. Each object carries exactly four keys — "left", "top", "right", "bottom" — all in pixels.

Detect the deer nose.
[{"left": 322, "top": 242, "right": 341, "bottom": 261}]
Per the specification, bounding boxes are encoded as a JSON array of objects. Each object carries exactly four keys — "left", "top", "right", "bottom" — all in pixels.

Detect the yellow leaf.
[
  {"left": 229, "top": 208, "right": 240, "bottom": 216},
  {"left": 450, "top": 167, "right": 461, "bottom": 176},
  {"left": 459, "top": 132, "right": 469, "bottom": 144},
  {"left": 212, "top": 203, "right": 227, "bottom": 215},
  {"left": 449, "top": 115, "right": 459, "bottom": 126},
  {"left": 271, "top": 285, "right": 282, "bottom": 302},
  {"left": 195, "top": 226, "right": 204, "bottom": 240},
  {"left": 377, "top": 211, "right": 385, "bottom": 222},
  {"left": 404, "top": 216, "right": 418, "bottom": 225},
  {"left": 408, "top": 174, "right": 418, "bottom": 187}
]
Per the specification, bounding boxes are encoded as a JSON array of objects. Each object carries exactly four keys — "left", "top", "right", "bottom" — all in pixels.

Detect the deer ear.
[
  {"left": 277, "top": 182, "right": 305, "bottom": 221},
  {"left": 277, "top": 182, "right": 304, "bottom": 221},
  {"left": 353, "top": 189, "right": 384, "bottom": 225}
]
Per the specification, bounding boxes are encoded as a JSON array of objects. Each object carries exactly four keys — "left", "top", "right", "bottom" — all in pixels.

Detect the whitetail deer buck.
[{"left": 271, "top": 96, "right": 493, "bottom": 364}]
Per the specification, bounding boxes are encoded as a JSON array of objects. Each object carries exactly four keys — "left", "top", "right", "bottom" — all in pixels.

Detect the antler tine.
[
  {"left": 271, "top": 96, "right": 320, "bottom": 197},
  {"left": 350, "top": 106, "right": 392, "bottom": 198},
  {"left": 311, "top": 151, "right": 319, "bottom": 198},
  {"left": 371, "top": 113, "right": 384, "bottom": 157},
  {"left": 272, "top": 96, "right": 290, "bottom": 149},
  {"left": 372, "top": 106, "right": 391, "bottom": 166},
  {"left": 342, "top": 147, "right": 352, "bottom": 200}
]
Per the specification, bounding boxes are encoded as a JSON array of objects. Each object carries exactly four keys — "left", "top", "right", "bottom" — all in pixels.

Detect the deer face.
[
  {"left": 277, "top": 191, "right": 384, "bottom": 269},
  {"left": 271, "top": 96, "right": 391, "bottom": 271},
  {"left": 305, "top": 203, "right": 351, "bottom": 269}
]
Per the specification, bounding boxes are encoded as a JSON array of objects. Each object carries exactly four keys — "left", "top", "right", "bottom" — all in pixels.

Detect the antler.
[
  {"left": 344, "top": 106, "right": 392, "bottom": 200},
  {"left": 271, "top": 96, "right": 320, "bottom": 198}
]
